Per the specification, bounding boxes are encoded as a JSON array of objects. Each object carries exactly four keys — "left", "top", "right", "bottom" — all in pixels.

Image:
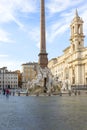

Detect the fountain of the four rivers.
[{"left": 27, "top": 0, "right": 71, "bottom": 95}]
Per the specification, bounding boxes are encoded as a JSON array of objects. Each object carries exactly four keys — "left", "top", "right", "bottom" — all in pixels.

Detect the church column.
[
  {"left": 69, "top": 66, "right": 72, "bottom": 85},
  {"left": 75, "top": 64, "right": 82, "bottom": 85},
  {"left": 75, "top": 24, "right": 78, "bottom": 34},
  {"left": 82, "top": 64, "right": 85, "bottom": 85},
  {"left": 80, "top": 24, "right": 83, "bottom": 34}
]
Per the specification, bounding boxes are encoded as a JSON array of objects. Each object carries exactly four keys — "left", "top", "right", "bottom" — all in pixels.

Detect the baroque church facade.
[{"left": 48, "top": 10, "right": 87, "bottom": 87}]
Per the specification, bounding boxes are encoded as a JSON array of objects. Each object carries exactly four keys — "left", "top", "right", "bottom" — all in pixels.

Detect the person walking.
[
  {"left": 3, "top": 88, "right": 5, "bottom": 95},
  {"left": 6, "top": 88, "right": 9, "bottom": 97}
]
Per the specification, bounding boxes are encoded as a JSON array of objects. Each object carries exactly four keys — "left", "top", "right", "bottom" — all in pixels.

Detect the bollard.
[
  {"left": 74, "top": 91, "right": 77, "bottom": 96},
  {"left": 9, "top": 91, "right": 11, "bottom": 95},
  {"left": 48, "top": 93, "right": 51, "bottom": 96},
  {"left": 18, "top": 92, "right": 20, "bottom": 96},
  {"left": 59, "top": 92, "right": 62, "bottom": 96},
  {"left": 69, "top": 91, "right": 71, "bottom": 96},
  {"left": 78, "top": 91, "right": 80, "bottom": 95},
  {"left": 36, "top": 92, "right": 39, "bottom": 96},
  {"left": 26, "top": 92, "right": 28, "bottom": 96},
  {"left": 13, "top": 91, "right": 15, "bottom": 96}
]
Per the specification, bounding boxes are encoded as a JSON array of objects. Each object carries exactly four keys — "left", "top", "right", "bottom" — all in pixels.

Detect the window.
[
  {"left": 79, "top": 42, "right": 80, "bottom": 45},
  {"left": 73, "top": 44, "right": 75, "bottom": 51},
  {"left": 72, "top": 77, "right": 75, "bottom": 84},
  {"left": 73, "top": 26, "right": 75, "bottom": 34},
  {"left": 86, "top": 78, "right": 87, "bottom": 85},
  {"left": 78, "top": 24, "right": 80, "bottom": 34}
]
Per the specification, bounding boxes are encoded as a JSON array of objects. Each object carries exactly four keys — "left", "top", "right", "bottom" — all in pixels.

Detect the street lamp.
[
  {"left": 2, "top": 68, "right": 5, "bottom": 91},
  {"left": 2, "top": 67, "right": 6, "bottom": 93}
]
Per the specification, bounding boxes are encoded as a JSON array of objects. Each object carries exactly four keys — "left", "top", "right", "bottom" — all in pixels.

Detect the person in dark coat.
[
  {"left": 3, "top": 88, "right": 5, "bottom": 95},
  {"left": 6, "top": 88, "right": 9, "bottom": 97}
]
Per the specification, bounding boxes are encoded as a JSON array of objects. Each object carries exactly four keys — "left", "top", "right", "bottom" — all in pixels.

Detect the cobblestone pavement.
[{"left": 0, "top": 94, "right": 87, "bottom": 130}]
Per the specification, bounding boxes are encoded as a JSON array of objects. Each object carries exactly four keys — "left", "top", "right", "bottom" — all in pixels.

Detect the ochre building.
[
  {"left": 48, "top": 10, "right": 87, "bottom": 87},
  {"left": 22, "top": 62, "right": 38, "bottom": 88}
]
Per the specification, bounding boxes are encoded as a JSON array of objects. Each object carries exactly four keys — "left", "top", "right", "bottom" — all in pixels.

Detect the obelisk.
[{"left": 38, "top": 0, "right": 48, "bottom": 69}]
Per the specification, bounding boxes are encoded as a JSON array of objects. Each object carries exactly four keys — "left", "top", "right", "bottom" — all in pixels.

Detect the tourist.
[
  {"left": 13, "top": 90, "right": 15, "bottom": 96},
  {"left": 6, "top": 88, "right": 9, "bottom": 97},
  {"left": 18, "top": 91, "right": 20, "bottom": 96},
  {"left": 74, "top": 90, "right": 77, "bottom": 95},
  {"left": 59, "top": 91, "right": 62, "bottom": 96},
  {"left": 78, "top": 90, "right": 81, "bottom": 95},
  {"left": 68, "top": 90, "right": 71, "bottom": 96},
  {"left": 3, "top": 88, "right": 5, "bottom": 95}
]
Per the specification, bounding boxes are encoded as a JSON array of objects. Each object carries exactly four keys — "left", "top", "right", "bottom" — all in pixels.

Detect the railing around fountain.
[{"left": 71, "top": 85, "right": 87, "bottom": 90}]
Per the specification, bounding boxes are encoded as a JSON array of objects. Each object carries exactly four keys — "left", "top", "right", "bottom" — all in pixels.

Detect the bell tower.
[{"left": 70, "top": 9, "right": 85, "bottom": 52}]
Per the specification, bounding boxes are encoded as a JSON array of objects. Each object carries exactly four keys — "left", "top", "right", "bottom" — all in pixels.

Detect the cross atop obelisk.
[{"left": 38, "top": 0, "right": 48, "bottom": 68}]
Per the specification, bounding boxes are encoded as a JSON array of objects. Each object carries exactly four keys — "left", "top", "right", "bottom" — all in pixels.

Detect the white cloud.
[
  {"left": 47, "top": 23, "right": 69, "bottom": 43},
  {"left": 0, "top": 0, "right": 38, "bottom": 25},
  {"left": 28, "top": 27, "right": 40, "bottom": 44},
  {"left": 46, "top": 1, "right": 87, "bottom": 43},
  {"left": 46, "top": 12, "right": 72, "bottom": 43},
  {"left": 0, "top": 53, "right": 23, "bottom": 71},
  {"left": 29, "top": 29, "right": 39, "bottom": 42},
  {"left": 79, "top": 6, "right": 87, "bottom": 35},
  {"left": 0, "top": 54, "right": 8, "bottom": 58},
  {"left": 17, "top": 0, "right": 38, "bottom": 13},
  {"left": 0, "top": 0, "right": 39, "bottom": 43},
  {"left": 0, "top": 60, "right": 22, "bottom": 71},
  {"left": 36, "top": 42, "right": 40, "bottom": 49},
  {"left": 0, "top": 29, "right": 14, "bottom": 43},
  {"left": 46, "top": 0, "right": 85, "bottom": 13}
]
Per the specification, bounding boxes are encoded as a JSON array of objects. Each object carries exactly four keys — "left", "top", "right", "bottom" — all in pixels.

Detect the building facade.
[
  {"left": 14, "top": 70, "right": 22, "bottom": 88},
  {"left": 48, "top": 10, "right": 87, "bottom": 87},
  {"left": 0, "top": 67, "right": 18, "bottom": 89},
  {"left": 22, "top": 62, "right": 39, "bottom": 88}
]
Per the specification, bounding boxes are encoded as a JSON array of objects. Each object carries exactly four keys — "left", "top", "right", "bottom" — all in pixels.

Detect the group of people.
[{"left": 3, "top": 88, "right": 10, "bottom": 97}]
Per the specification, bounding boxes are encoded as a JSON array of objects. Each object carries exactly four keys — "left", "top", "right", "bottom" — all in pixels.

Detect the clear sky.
[{"left": 0, "top": 0, "right": 87, "bottom": 71}]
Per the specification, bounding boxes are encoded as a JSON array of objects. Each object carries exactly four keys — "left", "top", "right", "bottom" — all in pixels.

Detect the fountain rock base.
[{"left": 27, "top": 67, "right": 62, "bottom": 95}]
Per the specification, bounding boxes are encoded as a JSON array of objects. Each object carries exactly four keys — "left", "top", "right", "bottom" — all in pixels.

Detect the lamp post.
[
  {"left": 2, "top": 67, "right": 4, "bottom": 91},
  {"left": 2, "top": 67, "right": 6, "bottom": 93},
  {"left": 2, "top": 68, "right": 4, "bottom": 91}
]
